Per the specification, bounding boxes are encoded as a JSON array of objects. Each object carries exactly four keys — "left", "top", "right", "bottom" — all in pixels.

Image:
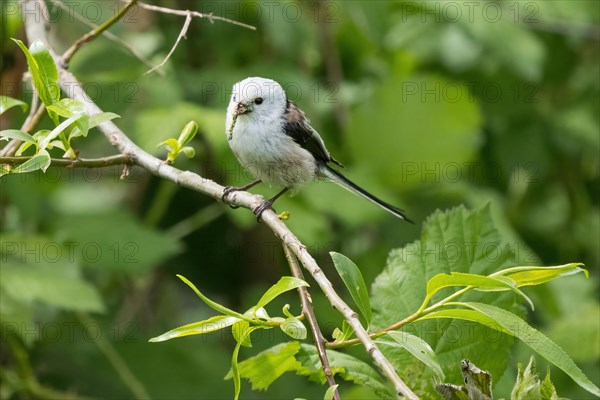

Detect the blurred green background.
[{"left": 1, "top": 0, "right": 598, "bottom": 398}]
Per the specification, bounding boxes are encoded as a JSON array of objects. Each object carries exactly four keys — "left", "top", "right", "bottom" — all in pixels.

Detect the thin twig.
[
  {"left": 0, "top": 103, "right": 46, "bottom": 157},
  {"left": 61, "top": 0, "right": 139, "bottom": 66},
  {"left": 0, "top": 154, "right": 133, "bottom": 168},
  {"left": 145, "top": 11, "right": 192, "bottom": 75},
  {"left": 47, "top": 0, "right": 160, "bottom": 73},
  {"left": 282, "top": 244, "right": 340, "bottom": 400},
  {"left": 137, "top": 2, "right": 256, "bottom": 31},
  {"left": 23, "top": 1, "right": 418, "bottom": 397}
]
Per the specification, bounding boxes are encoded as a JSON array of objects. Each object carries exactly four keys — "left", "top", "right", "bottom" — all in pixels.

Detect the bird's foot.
[
  {"left": 252, "top": 200, "right": 275, "bottom": 222},
  {"left": 221, "top": 186, "right": 243, "bottom": 209}
]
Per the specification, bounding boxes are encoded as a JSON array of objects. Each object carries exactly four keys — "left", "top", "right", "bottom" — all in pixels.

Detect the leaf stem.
[
  {"left": 0, "top": 154, "right": 134, "bottom": 168},
  {"left": 327, "top": 286, "right": 473, "bottom": 349}
]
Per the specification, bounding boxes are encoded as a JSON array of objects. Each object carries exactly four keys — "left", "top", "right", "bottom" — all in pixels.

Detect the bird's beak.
[{"left": 234, "top": 101, "right": 252, "bottom": 116}]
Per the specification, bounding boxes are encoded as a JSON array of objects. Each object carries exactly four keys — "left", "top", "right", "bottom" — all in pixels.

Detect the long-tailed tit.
[{"left": 223, "top": 77, "right": 412, "bottom": 223}]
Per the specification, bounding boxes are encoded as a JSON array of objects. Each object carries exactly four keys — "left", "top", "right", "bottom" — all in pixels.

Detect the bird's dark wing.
[{"left": 283, "top": 100, "right": 343, "bottom": 168}]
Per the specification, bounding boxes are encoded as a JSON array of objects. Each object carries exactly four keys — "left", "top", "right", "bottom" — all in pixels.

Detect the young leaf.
[
  {"left": 330, "top": 252, "right": 372, "bottom": 325},
  {"left": 89, "top": 112, "right": 120, "bottom": 128},
  {"left": 46, "top": 98, "right": 86, "bottom": 118},
  {"left": 178, "top": 120, "right": 198, "bottom": 146},
  {"left": 254, "top": 276, "right": 309, "bottom": 310},
  {"left": 176, "top": 275, "right": 250, "bottom": 322},
  {"left": 280, "top": 317, "right": 307, "bottom": 340},
  {"left": 419, "top": 302, "right": 600, "bottom": 397},
  {"left": 149, "top": 315, "right": 240, "bottom": 342},
  {"left": 423, "top": 272, "right": 534, "bottom": 310},
  {"left": 494, "top": 263, "right": 588, "bottom": 287},
  {"left": 0, "top": 129, "right": 35, "bottom": 143},
  {"left": 0, "top": 95, "right": 28, "bottom": 114},
  {"left": 10, "top": 150, "right": 51, "bottom": 174},
  {"left": 371, "top": 206, "right": 531, "bottom": 389},
  {"left": 232, "top": 320, "right": 252, "bottom": 347},
  {"left": 181, "top": 146, "right": 195, "bottom": 158},
  {"left": 231, "top": 326, "right": 260, "bottom": 400},
  {"left": 323, "top": 384, "right": 339, "bottom": 400},
  {"left": 12, "top": 39, "right": 60, "bottom": 107},
  {"left": 332, "top": 320, "right": 354, "bottom": 342},
  {"left": 37, "top": 115, "right": 81, "bottom": 150},
  {"left": 378, "top": 331, "right": 445, "bottom": 381},
  {"left": 511, "top": 356, "right": 559, "bottom": 400}
]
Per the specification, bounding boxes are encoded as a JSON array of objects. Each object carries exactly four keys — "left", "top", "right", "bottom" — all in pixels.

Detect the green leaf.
[
  {"left": 10, "top": 151, "right": 51, "bottom": 174},
  {"left": 149, "top": 315, "right": 239, "bottom": 342},
  {"left": 371, "top": 206, "right": 521, "bottom": 390},
  {"left": 178, "top": 120, "right": 198, "bottom": 146},
  {"left": 225, "top": 342, "right": 303, "bottom": 390},
  {"left": 46, "top": 98, "right": 86, "bottom": 118},
  {"left": 181, "top": 146, "right": 195, "bottom": 159},
  {"left": 296, "top": 344, "right": 396, "bottom": 398},
  {"left": 254, "top": 276, "right": 309, "bottom": 310},
  {"left": 232, "top": 320, "right": 252, "bottom": 347},
  {"left": 37, "top": 114, "right": 81, "bottom": 150},
  {"left": 230, "top": 342, "right": 395, "bottom": 397},
  {"left": 323, "top": 384, "right": 339, "bottom": 400},
  {"left": 420, "top": 302, "right": 600, "bottom": 397},
  {"left": 176, "top": 275, "right": 250, "bottom": 322},
  {"left": 0, "top": 129, "right": 35, "bottom": 144},
  {"left": 495, "top": 263, "right": 588, "bottom": 287},
  {"left": 0, "top": 95, "right": 28, "bottom": 114},
  {"left": 379, "top": 331, "right": 445, "bottom": 381},
  {"left": 157, "top": 138, "right": 180, "bottom": 153},
  {"left": 280, "top": 317, "right": 307, "bottom": 340},
  {"left": 332, "top": 320, "right": 354, "bottom": 342},
  {"left": 330, "top": 252, "right": 372, "bottom": 325},
  {"left": 231, "top": 326, "right": 260, "bottom": 400},
  {"left": 89, "top": 112, "right": 120, "bottom": 128},
  {"left": 424, "top": 272, "right": 534, "bottom": 310},
  {"left": 12, "top": 39, "right": 60, "bottom": 107},
  {"left": 511, "top": 356, "right": 559, "bottom": 400}
]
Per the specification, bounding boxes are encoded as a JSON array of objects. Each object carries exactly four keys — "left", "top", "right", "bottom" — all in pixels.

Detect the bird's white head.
[{"left": 227, "top": 77, "right": 287, "bottom": 124}]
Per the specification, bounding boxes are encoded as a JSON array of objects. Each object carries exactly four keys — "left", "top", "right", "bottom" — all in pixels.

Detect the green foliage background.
[{"left": 1, "top": 0, "right": 598, "bottom": 398}]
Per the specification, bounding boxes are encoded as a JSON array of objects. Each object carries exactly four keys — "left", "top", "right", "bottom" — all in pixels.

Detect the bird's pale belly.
[{"left": 230, "top": 127, "right": 317, "bottom": 189}]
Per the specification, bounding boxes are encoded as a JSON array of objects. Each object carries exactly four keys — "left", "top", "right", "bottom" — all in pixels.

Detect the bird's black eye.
[{"left": 254, "top": 97, "right": 263, "bottom": 105}]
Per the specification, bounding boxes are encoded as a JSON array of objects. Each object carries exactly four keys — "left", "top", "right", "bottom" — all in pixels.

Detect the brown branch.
[
  {"left": 61, "top": 0, "right": 139, "bottom": 66},
  {"left": 283, "top": 244, "right": 340, "bottom": 400},
  {"left": 0, "top": 154, "right": 133, "bottom": 168},
  {"left": 22, "top": 1, "right": 418, "bottom": 397}
]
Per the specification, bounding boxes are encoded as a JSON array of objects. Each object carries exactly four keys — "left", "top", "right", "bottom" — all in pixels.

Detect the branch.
[
  {"left": 0, "top": 154, "right": 133, "bottom": 168},
  {"left": 47, "top": 0, "right": 159, "bottom": 73},
  {"left": 22, "top": 1, "right": 418, "bottom": 397},
  {"left": 282, "top": 244, "right": 340, "bottom": 400},
  {"left": 61, "top": 0, "right": 139, "bottom": 66},
  {"left": 0, "top": 97, "right": 45, "bottom": 157},
  {"left": 144, "top": 11, "right": 192, "bottom": 75},
  {"left": 137, "top": 2, "right": 257, "bottom": 31}
]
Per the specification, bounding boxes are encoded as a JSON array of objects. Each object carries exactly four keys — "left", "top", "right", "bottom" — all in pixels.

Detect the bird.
[{"left": 223, "top": 77, "right": 412, "bottom": 223}]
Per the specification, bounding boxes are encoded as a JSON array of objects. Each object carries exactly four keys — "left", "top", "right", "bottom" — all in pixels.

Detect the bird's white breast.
[{"left": 227, "top": 115, "right": 317, "bottom": 189}]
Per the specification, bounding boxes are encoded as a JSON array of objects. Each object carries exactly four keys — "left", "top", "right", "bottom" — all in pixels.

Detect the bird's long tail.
[{"left": 320, "top": 165, "right": 413, "bottom": 223}]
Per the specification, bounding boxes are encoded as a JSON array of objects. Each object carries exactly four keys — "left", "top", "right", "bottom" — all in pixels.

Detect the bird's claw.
[
  {"left": 253, "top": 200, "right": 274, "bottom": 222},
  {"left": 222, "top": 186, "right": 241, "bottom": 209}
]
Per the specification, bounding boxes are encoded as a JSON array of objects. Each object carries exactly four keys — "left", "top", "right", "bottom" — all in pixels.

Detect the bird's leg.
[
  {"left": 222, "top": 179, "right": 262, "bottom": 208},
  {"left": 253, "top": 187, "right": 290, "bottom": 221}
]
